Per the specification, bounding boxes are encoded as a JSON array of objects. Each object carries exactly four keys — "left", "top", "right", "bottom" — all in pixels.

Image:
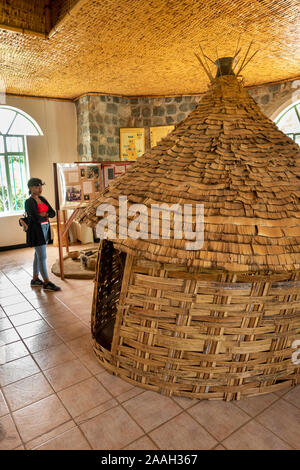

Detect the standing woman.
[{"left": 25, "top": 177, "right": 61, "bottom": 291}]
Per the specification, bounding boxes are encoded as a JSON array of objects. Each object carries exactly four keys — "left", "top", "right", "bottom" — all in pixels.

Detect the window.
[
  {"left": 275, "top": 101, "right": 300, "bottom": 146},
  {"left": 0, "top": 106, "right": 42, "bottom": 216}
]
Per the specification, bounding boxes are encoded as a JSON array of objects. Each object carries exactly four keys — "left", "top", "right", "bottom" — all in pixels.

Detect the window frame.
[
  {"left": 275, "top": 101, "right": 300, "bottom": 143},
  {"left": 0, "top": 106, "right": 42, "bottom": 217},
  {"left": 0, "top": 134, "right": 29, "bottom": 215}
]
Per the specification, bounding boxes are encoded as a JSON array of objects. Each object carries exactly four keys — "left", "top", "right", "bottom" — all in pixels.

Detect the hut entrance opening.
[{"left": 93, "top": 240, "right": 127, "bottom": 351}]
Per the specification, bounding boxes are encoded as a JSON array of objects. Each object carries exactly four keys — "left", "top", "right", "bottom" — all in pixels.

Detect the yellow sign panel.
[
  {"left": 150, "top": 125, "right": 175, "bottom": 148},
  {"left": 120, "top": 128, "right": 145, "bottom": 161}
]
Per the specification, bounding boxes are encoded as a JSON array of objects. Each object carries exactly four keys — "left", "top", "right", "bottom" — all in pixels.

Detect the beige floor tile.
[
  {"left": 124, "top": 436, "right": 158, "bottom": 450},
  {"left": 13, "top": 283, "right": 35, "bottom": 292},
  {"left": 55, "top": 321, "right": 89, "bottom": 342},
  {"left": 282, "top": 385, "right": 300, "bottom": 408},
  {"left": 54, "top": 290, "right": 88, "bottom": 303},
  {"left": 0, "top": 355, "right": 40, "bottom": 387},
  {"left": 0, "top": 390, "right": 9, "bottom": 417},
  {"left": 117, "top": 386, "right": 145, "bottom": 404},
  {"left": 28, "top": 296, "right": 63, "bottom": 309},
  {"left": 16, "top": 319, "right": 52, "bottom": 339},
  {"left": 66, "top": 334, "right": 93, "bottom": 357},
  {"left": 37, "top": 303, "right": 73, "bottom": 317},
  {"left": 25, "top": 420, "right": 76, "bottom": 450},
  {"left": 0, "top": 414, "right": 22, "bottom": 450},
  {"left": 33, "top": 426, "right": 91, "bottom": 450},
  {"left": 9, "top": 310, "right": 43, "bottom": 327},
  {"left": 80, "top": 405, "right": 144, "bottom": 450},
  {"left": 0, "top": 317, "right": 12, "bottom": 331},
  {"left": 4, "top": 301, "right": 34, "bottom": 316},
  {"left": 22, "top": 290, "right": 49, "bottom": 301},
  {"left": 58, "top": 377, "right": 112, "bottom": 418},
  {"left": 0, "top": 328, "right": 20, "bottom": 345},
  {"left": 7, "top": 271, "right": 31, "bottom": 281},
  {"left": 222, "top": 419, "right": 293, "bottom": 450},
  {"left": 234, "top": 392, "right": 278, "bottom": 417},
  {"left": 43, "top": 358, "right": 91, "bottom": 391},
  {"left": 3, "top": 373, "right": 53, "bottom": 411},
  {"left": 149, "top": 412, "right": 218, "bottom": 450},
  {"left": 71, "top": 310, "right": 91, "bottom": 323},
  {"left": 0, "top": 295, "right": 26, "bottom": 307},
  {"left": 0, "top": 288, "right": 19, "bottom": 300},
  {"left": 68, "top": 304, "right": 92, "bottom": 318},
  {"left": 0, "top": 341, "right": 29, "bottom": 363},
  {"left": 172, "top": 395, "right": 199, "bottom": 410},
  {"left": 33, "top": 343, "right": 76, "bottom": 370},
  {"left": 74, "top": 399, "right": 118, "bottom": 426},
  {"left": 214, "top": 444, "right": 226, "bottom": 449},
  {"left": 43, "top": 311, "right": 79, "bottom": 330},
  {"left": 2, "top": 246, "right": 298, "bottom": 452},
  {"left": 79, "top": 351, "right": 106, "bottom": 374},
  {"left": 96, "top": 371, "right": 135, "bottom": 397},
  {"left": 256, "top": 399, "right": 300, "bottom": 449},
  {"left": 23, "top": 330, "right": 63, "bottom": 354},
  {"left": 123, "top": 390, "right": 182, "bottom": 433},
  {"left": 13, "top": 394, "right": 71, "bottom": 443},
  {"left": 188, "top": 399, "right": 250, "bottom": 441}
]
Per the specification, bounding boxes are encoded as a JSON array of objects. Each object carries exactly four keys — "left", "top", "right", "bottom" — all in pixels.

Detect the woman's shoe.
[
  {"left": 31, "top": 278, "right": 43, "bottom": 287},
  {"left": 43, "top": 281, "right": 61, "bottom": 292}
]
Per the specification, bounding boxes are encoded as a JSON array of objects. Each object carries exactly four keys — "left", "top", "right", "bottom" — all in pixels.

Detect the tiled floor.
[{"left": 0, "top": 244, "right": 299, "bottom": 450}]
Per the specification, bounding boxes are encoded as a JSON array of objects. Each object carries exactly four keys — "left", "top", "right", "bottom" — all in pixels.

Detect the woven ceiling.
[{"left": 0, "top": 0, "right": 299, "bottom": 100}]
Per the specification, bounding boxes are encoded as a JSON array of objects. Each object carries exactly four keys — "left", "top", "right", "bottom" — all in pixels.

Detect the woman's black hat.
[{"left": 27, "top": 178, "right": 45, "bottom": 188}]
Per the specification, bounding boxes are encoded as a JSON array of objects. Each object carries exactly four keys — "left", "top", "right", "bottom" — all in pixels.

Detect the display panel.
[
  {"left": 57, "top": 163, "right": 103, "bottom": 210},
  {"left": 102, "top": 161, "right": 133, "bottom": 188},
  {"left": 150, "top": 125, "right": 175, "bottom": 148},
  {"left": 120, "top": 128, "right": 145, "bottom": 161}
]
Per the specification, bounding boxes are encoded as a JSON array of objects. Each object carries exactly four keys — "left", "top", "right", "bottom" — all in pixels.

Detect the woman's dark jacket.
[{"left": 24, "top": 196, "right": 56, "bottom": 247}]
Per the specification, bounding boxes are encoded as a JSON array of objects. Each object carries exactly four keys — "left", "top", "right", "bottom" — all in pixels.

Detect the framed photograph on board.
[
  {"left": 150, "top": 125, "right": 175, "bottom": 148},
  {"left": 56, "top": 163, "right": 103, "bottom": 210},
  {"left": 120, "top": 128, "right": 145, "bottom": 161},
  {"left": 102, "top": 161, "right": 134, "bottom": 188}
]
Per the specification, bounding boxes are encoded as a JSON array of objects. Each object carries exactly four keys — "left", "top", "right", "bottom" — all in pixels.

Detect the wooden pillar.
[{"left": 53, "top": 163, "right": 64, "bottom": 280}]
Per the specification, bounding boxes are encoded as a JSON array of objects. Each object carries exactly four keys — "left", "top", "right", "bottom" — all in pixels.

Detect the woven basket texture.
[
  {"left": 0, "top": 0, "right": 299, "bottom": 98},
  {"left": 0, "top": 0, "right": 46, "bottom": 34},
  {"left": 77, "top": 73, "right": 300, "bottom": 273},
  {"left": 91, "top": 241, "right": 300, "bottom": 400}
]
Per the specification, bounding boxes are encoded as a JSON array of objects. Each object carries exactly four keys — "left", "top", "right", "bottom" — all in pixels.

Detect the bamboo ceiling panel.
[
  {"left": 0, "top": 0, "right": 299, "bottom": 99},
  {"left": 0, "top": 0, "right": 46, "bottom": 34}
]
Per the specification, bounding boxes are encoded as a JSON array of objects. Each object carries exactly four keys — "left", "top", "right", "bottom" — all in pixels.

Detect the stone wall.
[
  {"left": 75, "top": 78, "right": 300, "bottom": 162},
  {"left": 247, "top": 79, "right": 300, "bottom": 120},
  {"left": 75, "top": 95, "right": 199, "bottom": 161}
]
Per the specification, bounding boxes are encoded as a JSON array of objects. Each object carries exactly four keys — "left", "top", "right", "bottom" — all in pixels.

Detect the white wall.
[{"left": 0, "top": 96, "right": 77, "bottom": 247}]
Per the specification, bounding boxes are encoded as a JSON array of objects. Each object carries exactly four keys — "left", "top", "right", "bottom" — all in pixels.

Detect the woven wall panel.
[
  {"left": 0, "top": 0, "right": 299, "bottom": 99},
  {"left": 50, "top": 0, "right": 79, "bottom": 27},
  {"left": 0, "top": 0, "right": 46, "bottom": 33},
  {"left": 92, "top": 253, "right": 300, "bottom": 400}
]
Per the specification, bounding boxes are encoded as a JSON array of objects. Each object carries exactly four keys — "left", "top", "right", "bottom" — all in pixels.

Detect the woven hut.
[{"left": 77, "top": 57, "right": 300, "bottom": 401}]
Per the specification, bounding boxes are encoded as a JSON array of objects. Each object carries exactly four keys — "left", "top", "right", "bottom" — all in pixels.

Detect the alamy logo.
[
  {"left": 96, "top": 196, "right": 204, "bottom": 250},
  {"left": 292, "top": 340, "right": 300, "bottom": 365}
]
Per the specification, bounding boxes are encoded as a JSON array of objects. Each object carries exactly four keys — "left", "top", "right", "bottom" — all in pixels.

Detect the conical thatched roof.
[{"left": 77, "top": 68, "right": 300, "bottom": 273}]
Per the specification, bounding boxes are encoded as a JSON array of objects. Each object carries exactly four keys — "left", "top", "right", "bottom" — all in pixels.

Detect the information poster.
[
  {"left": 56, "top": 162, "right": 135, "bottom": 210},
  {"left": 150, "top": 125, "right": 175, "bottom": 148},
  {"left": 120, "top": 128, "right": 145, "bottom": 161},
  {"left": 57, "top": 163, "right": 103, "bottom": 209},
  {"left": 102, "top": 161, "right": 133, "bottom": 188}
]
